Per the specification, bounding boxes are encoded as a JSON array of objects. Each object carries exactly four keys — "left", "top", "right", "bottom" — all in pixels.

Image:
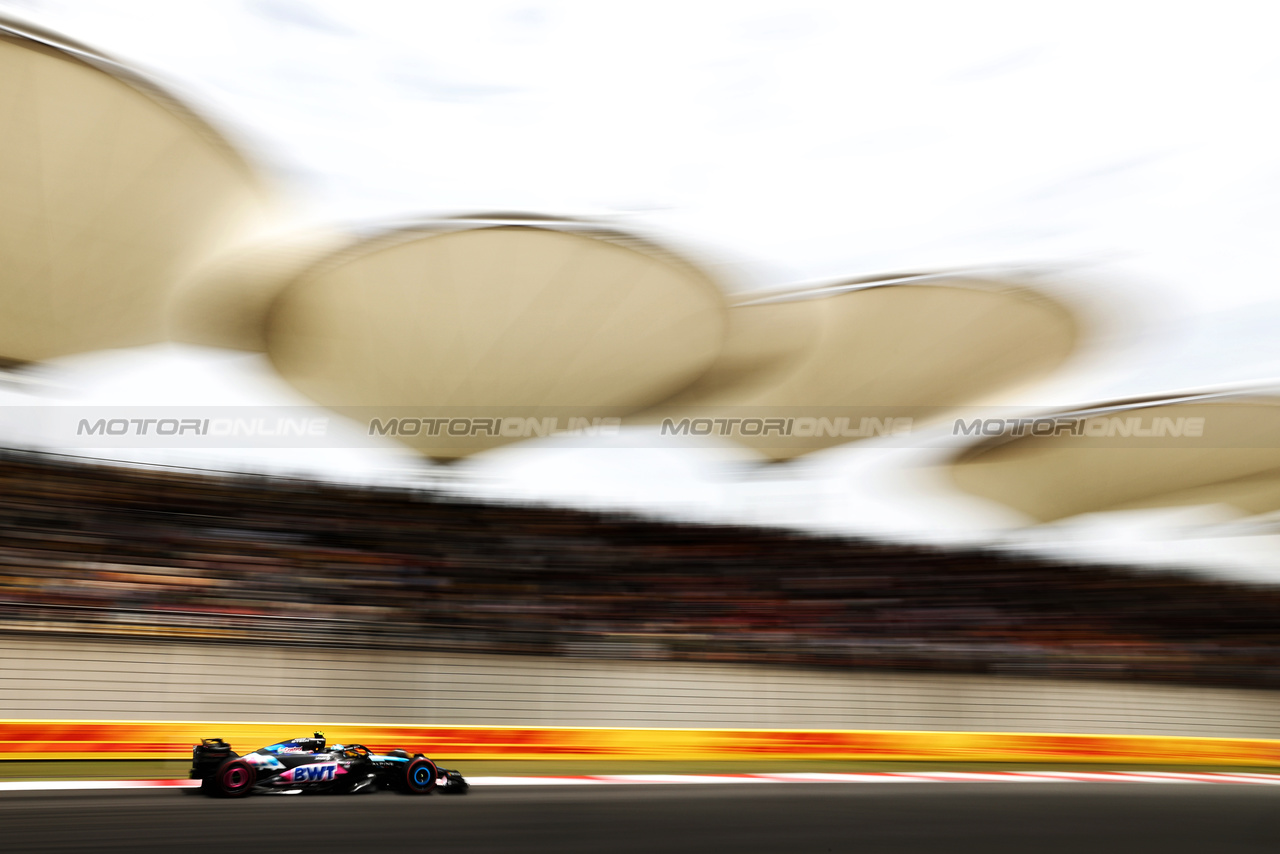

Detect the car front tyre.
[{"left": 404, "top": 758, "right": 438, "bottom": 795}]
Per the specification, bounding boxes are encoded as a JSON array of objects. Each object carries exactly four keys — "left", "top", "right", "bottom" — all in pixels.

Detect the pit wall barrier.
[
  {"left": 6, "top": 638, "right": 1280, "bottom": 740},
  {"left": 2, "top": 721, "right": 1280, "bottom": 765}
]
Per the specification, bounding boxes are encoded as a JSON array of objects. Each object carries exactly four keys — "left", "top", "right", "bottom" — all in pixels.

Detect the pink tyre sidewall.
[{"left": 217, "top": 760, "right": 254, "bottom": 797}]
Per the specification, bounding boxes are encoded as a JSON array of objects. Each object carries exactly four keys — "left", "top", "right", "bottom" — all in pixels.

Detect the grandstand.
[{"left": 2, "top": 447, "right": 1277, "bottom": 691}]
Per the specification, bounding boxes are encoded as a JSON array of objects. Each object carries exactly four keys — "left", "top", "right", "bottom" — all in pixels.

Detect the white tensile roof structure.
[
  {"left": 173, "top": 216, "right": 1084, "bottom": 460},
  {"left": 4, "top": 17, "right": 1086, "bottom": 465},
  {"left": 0, "top": 17, "right": 276, "bottom": 364},
  {"left": 261, "top": 221, "right": 730, "bottom": 458},
  {"left": 950, "top": 391, "right": 1280, "bottom": 522},
  {"left": 640, "top": 273, "right": 1081, "bottom": 460}
]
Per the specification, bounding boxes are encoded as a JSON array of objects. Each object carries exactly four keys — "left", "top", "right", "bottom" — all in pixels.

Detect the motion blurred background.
[{"left": 2, "top": 0, "right": 1280, "bottom": 767}]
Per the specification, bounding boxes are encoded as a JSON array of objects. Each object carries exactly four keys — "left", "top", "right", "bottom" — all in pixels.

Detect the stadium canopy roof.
[
  {"left": 175, "top": 219, "right": 1082, "bottom": 461},
  {"left": 949, "top": 391, "right": 1280, "bottom": 522},
  {"left": 169, "top": 227, "right": 343, "bottom": 353},
  {"left": 640, "top": 273, "right": 1081, "bottom": 460},
  {"left": 263, "top": 221, "right": 730, "bottom": 458},
  {"left": 0, "top": 17, "right": 277, "bottom": 363}
]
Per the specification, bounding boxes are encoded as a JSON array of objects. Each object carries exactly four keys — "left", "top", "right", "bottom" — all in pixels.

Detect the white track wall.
[{"left": 2, "top": 636, "right": 1278, "bottom": 738}]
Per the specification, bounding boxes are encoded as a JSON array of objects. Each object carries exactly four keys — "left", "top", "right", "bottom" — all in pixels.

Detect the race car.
[{"left": 189, "top": 732, "right": 469, "bottom": 797}]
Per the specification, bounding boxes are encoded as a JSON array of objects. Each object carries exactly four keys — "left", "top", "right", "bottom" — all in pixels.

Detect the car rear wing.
[{"left": 190, "top": 737, "right": 237, "bottom": 780}]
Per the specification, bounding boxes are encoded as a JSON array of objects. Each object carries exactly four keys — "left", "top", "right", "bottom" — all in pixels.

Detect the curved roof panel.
[
  {"left": 266, "top": 224, "right": 728, "bottom": 458},
  {"left": 0, "top": 19, "right": 276, "bottom": 362},
  {"left": 950, "top": 392, "right": 1280, "bottom": 522},
  {"left": 643, "top": 273, "right": 1080, "bottom": 459}
]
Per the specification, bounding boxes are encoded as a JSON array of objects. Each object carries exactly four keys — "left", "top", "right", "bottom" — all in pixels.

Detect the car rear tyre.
[
  {"left": 216, "top": 758, "right": 255, "bottom": 798},
  {"left": 404, "top": 757, "right": 438, "bottom": 794}
]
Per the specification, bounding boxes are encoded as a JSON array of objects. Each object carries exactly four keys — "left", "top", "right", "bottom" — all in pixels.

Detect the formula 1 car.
[{"left": 190, "top": 732, "right": 468, "bottom": 797}]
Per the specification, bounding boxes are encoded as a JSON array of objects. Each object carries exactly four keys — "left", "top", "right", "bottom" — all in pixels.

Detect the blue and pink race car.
[{"left": 190, "top": 732, "right": 468, "bottom": 797}]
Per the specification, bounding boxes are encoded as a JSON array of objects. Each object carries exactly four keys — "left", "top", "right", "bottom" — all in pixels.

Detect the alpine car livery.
[{"left": 190, "top": 732, "right": 468, "bottom": 797}]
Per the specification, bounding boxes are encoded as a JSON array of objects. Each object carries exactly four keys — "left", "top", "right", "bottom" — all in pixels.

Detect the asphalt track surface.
[{"left": 1, "top": 783, "right": 1277, "bottom": 854}]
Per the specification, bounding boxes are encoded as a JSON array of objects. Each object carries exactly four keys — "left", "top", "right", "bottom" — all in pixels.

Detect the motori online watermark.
[
  {"left": 77, "top": 417, "right": 330, "bottom": 438},
  {"left": 660, "top": 416, "right": 913, "bottom": 438},
  {"left": 71, "top": 413, "right": 1200, "bottom": 442},
  {"left": 12, "top": 406, "right": 1228, "bottom": 449},
  {"left": 368, "top": 416, "right": 623, "bottom": 438},
  {"left": 953, "top": 415, "right": 1206, "bottom": 439},
  {"left": 367, "top": 415, "right": 914, "bottom": 439}
]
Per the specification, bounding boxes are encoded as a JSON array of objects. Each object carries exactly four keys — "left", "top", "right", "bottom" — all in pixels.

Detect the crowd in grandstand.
[{"left": 1, "top": 449, "right": 1278, "bottom": 689}]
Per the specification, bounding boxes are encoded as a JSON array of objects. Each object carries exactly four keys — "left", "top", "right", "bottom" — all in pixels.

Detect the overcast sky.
[
  {"left": 7, "top": 1, "right": 1278, "bottom": 309},
  {"left": 5, "top": 1, "right": 1280, "bottom": 576}
]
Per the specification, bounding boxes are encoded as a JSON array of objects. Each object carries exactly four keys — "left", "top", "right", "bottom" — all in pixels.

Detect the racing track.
[{"left": 1, "top": 783, "right": 1277, "bottom": 853}]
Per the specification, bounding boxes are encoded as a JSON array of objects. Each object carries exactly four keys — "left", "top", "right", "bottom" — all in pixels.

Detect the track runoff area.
[
  {"left": 4, "top": 769, "right": 1280, "bottom": 791},
  {"left": 3, "top": 780, "right": 1278, "bottom": 854}
]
